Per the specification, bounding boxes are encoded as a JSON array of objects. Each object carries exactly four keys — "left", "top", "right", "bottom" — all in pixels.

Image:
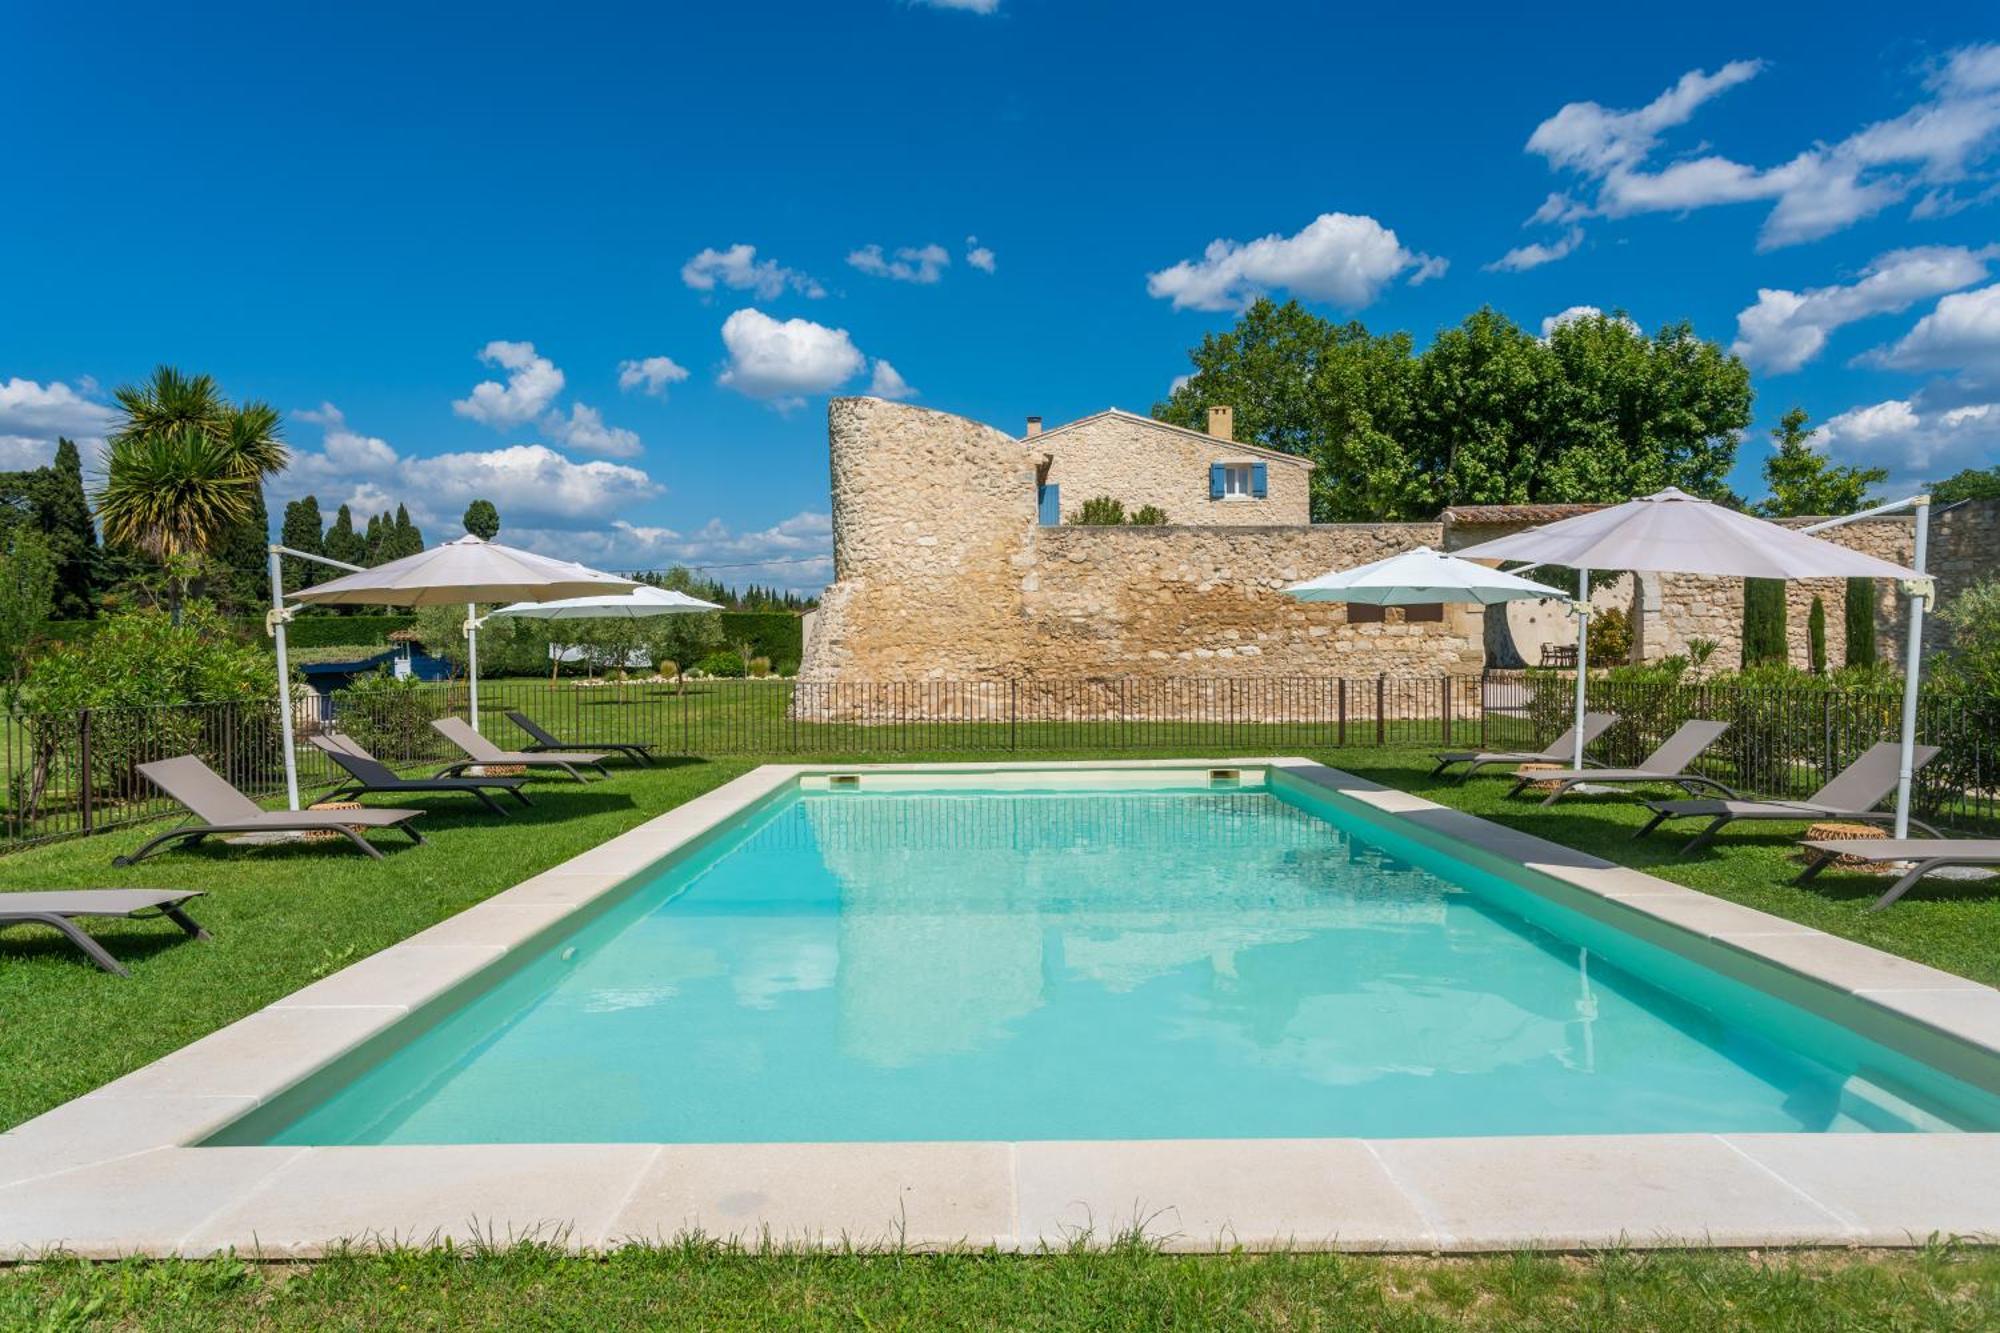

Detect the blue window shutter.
[
  {"left": 1209, "top": 464, "right": 1226, "bottom": 499},
  {"left": 1039, "top": 482, "right": 1060, "bottom": 525},
  {"left": 1251, "top": 462, "right": 1268, "bottom": 498}
]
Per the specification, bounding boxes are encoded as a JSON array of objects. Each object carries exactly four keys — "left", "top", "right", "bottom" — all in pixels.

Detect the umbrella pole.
[
  {"left": 1572, "top": 567, "right": 1591, "bottom": 772},
  {"left": 1893, "top": 501, "right": 1931, "bottom": 839},
  {"left": 269, "top": 546, "right": 301, "bottom": 811},
  {"left": 465, "top": 601, "right": 481, "bottom": 732}
]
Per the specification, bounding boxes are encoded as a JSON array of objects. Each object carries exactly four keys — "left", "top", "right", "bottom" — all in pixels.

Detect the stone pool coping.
[{"left": 5, "top": 757, "right": 2000, "bottom": 1258}]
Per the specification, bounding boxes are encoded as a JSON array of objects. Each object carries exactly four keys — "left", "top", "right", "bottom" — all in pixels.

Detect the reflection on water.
[{"left": 252, "top": 790, "right": 1995, "bottom": 1145}]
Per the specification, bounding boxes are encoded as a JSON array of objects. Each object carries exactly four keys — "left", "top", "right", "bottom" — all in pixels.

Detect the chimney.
[
  {"left": 1207, "top": 405, "right": 1234, "bottom": 441},
  {"left": 1025, "top": 415, "right": 1043, "bottom": 437}
]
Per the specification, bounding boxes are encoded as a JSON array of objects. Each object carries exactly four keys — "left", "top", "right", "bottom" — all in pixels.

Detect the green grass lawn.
[{"left": 4, "top": 744, "right": 1998, "bottom": 1324}]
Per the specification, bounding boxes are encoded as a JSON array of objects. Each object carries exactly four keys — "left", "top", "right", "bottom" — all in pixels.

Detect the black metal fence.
[{"left": 4, "top": 672, "right": 1994, "bottom": 851}]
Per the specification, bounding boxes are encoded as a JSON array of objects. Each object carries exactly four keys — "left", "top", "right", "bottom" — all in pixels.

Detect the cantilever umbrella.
[
  {"left": 490, "top": 584, "right": 724, "bottom": 679},
  {"left": 1285, "top": 545, "right": 1569, "bottom": 606},
  {"left": 1452, "top": 487, "right": 1926, "bottom": 829}
]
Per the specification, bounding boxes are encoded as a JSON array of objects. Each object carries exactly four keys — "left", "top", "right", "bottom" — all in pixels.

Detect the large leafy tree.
[
  {"left": 1931, "top": 464, "right": 2000, "bottom": 504},
  {"left": 462, "top": 498, "right": 500, "bottom": 540},
  {"left": 0, "top": 438, "right": 100, "bottom": 618},
  {"left": 1755, "top": 408, "right": 1886, "bottom": 518},
  {"left": 95, "top": 367, "right": 287, "bottom": 618}
]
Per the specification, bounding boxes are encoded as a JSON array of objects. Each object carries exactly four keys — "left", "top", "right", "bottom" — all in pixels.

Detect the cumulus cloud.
[
  {"left": 847, "top": 242, "right": 951, "bottom": 284},
  {"left": 1145, "top": 212, "right": 1444, "bottom": 312},
  {"left": 451, "top": 341, "right": 565, "bottom": 427},
  {"left": 1861, "top": 281, "right": 2000, "bottom": 375},
  {"left": 1731, "top": 246, "right": 1999, "bottom": 373},
  {"left": 1820, "top": 396, "right": 2000, "bottom": 480},
  {"left": 543, "top": 402, "right": 643, "bottom": 458},
  {"left": 1486, "top": 228, "right": 1584, "bottom": 273},
  {"left": 617, "top": 355, "right": 690, "bottom": 397},
  {"left": 717, "top": 308, "right": 869, "bottom": 403},
  {"left": 681, "top": 244, "right": 824, "bottom": 300},
  {"left": 277, "top": 404, "right": 662, "bottom": 533},
  {"left": 0, "top": 376, "right": 119, "bottom": 468},
  {"left": 513, "top": 510, "right": 834, "bottom": 595},
  {"left": 868, "top": 360, "right": 917, "bottom": 400},
  {"left": 1538, "top": 306, "right": 1640, "bottom": 339},
  {"left": 965, "top": 236, "right": 996, "bottom": 273},
  {"left": 1521, "top": 45, "right": 2000, "bottom": 250}
]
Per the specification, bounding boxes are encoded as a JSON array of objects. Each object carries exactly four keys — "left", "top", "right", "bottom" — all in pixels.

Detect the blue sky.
[{"left": 3, "top": 1, "right": 1997, "bottom": 593}]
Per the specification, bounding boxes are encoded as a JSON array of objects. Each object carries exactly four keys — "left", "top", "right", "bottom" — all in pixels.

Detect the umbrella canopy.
[
  {"left": 290, "top": 535, "right": 637, "bottom": 607},
  {"left": 489, "top": 585, "right": 722, "bottom": 620},
  {"left": 1451, "top": 487, "right": 1917, "bottom": 580},
  {"left": 1285, "top": 546, "right": 1568, "bottom": 606}
]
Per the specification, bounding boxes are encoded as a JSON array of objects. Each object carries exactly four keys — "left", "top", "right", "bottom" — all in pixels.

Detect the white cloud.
[
  {"left": 1862, "top": 281, "right": 2000, "bottom": 374},
  {"left": 1820, "top": 396, "right": 2000, "bottom": 480},
  {"left": 543, "top": 402, "right": 643, "bottom": 458},
  {"left": 0, "top": 376, "right": 118, "bottom": 467},
  {"left": 1538, "top": 305, "right": 1640, "bottom": 339},
  {"left": 1731, "top": 246, "right": 1999, "bottom": 373},
  {"left": 617, "top": 355, "right": 690, "bottom": 397},
  {"left": 1523, "top": 45, "right": 2000, "bottom": 250},
  {"left": 1144, "top": 212, "right": 1444, "bottom": 312},
  {"left": 513, "top": 510, "right": 834, "bottom": 595},
  {"left": 1487, "top": 227, "right": 1584, "bottom": 273},
  {"left": 451, "top": 341, "right": 565, "bottom": 427},
  {"left": 847, "top": 242, "right": 951, "bottom": 284},
  {"left": 680, "top": 244, "right": 824, "bottom": 300},
  {"left": 965, "top": 236, "right": 996, "bottom": 273},
  {"left": 277, "top": 404, "right": 663, "bottom": 533},
  {"left": 868, "top": 360, "right": 917, "bottom": 400},
  {"left": 717, "top": 308, "right": 869, "bottom": 403}
]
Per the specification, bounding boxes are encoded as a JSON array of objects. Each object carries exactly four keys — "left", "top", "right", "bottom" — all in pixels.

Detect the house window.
[
  {"left": 1222, "top": 464, "right": 1254, "bottom": 497},
  {"left": 1403, "top": 603, "right": 1444, "bottom": 623},
  {"left": 1347, "top": 603, "right": 1385, "bottom": 624},
  {"left": 1209, "top": 461, "right": 1268, "bottom": 501}
]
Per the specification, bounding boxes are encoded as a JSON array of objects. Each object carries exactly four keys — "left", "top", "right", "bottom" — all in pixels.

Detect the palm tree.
[{"left": 96, "top": 366, "right": 289, "bottom": 618}]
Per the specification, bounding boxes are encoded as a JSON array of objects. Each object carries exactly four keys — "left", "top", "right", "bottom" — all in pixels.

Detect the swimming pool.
[{"left": 211, "top": 767, "right": 2000, "bottom": 1146}]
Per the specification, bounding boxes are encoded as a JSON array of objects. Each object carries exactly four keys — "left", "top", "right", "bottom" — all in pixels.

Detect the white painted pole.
[
  {"left": 268, "top": 545, "right": 301, "bottom": 811},
  {"left": 1892, "top": 499, "right": 1931, "bottom": 839},
  {"left": 1573, "top": 566, "right": 1591, "bottom": 772},
  {"left": 465, "top": 601, "right": 481, "bottom": 731}
]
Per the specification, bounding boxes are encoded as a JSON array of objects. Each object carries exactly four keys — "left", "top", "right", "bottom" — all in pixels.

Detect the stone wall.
[
  {"left": 1931, "top": 498, "right": 2000, "bottom": 652},
  {"left": 1037, "top": 411, "right": 1313, "bottom": 527}
]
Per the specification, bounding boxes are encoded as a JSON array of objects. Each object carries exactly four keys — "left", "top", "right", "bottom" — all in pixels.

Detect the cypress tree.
[
  {"left": 210, "top": 484, "right": 272, "bottom": 611},
  {"left": 392, "top": 503, "right": 422, "bottom": 559},
  {"left": 1807, "top": 596, "right": 1827, "bottom": 674},
  {"left": 279, "top": 496, "right": 325, "bottom": 592},
  {"left": 1844, "top": 578, "right": 1877, "bottom": 667},
  {"left": 1742, "top": 578, "right": 1788, "bottom": 668},
  {"left": 324, "top": 504, "right": 365, "bottom": 567},
  {"left": 43, "top": 439, "right": 99, "bottom": 618},
  {"left": 363, "top": 513, "right": 387, "bottom": 566}
]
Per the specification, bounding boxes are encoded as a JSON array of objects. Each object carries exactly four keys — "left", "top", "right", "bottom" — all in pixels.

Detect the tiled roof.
[{"left": 1440, "top": 502, "right": 1609, "bottom": 525}]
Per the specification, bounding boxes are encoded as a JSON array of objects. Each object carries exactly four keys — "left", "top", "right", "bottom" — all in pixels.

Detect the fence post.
[
  {"left": 1479, "top": 671, "right": 1490, "bottom": 749},
  {"left": 1376, "top": 675, "right": 1386, "bottom": 746},
  {"left": 1337, "top": 679, "right": 1347, "bottom": 747},
  {"left": 1009, "top": 679, "right": 1017, "bottom": 752},
  {"left": 1441, "top": 677, "right": 1452, "bottom": 747},
  {"left": 77, "top": 708, "right": 93, "bottom": 834}
]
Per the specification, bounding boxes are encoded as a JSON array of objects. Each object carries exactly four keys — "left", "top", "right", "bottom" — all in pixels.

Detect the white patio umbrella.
[
  {"left": 285, "top": 534, "right": 636, "bottom": 768},
  {"left": 1284, "top": 545, "right": 1569, "bottom": 605},
  {"left": 1452, "top": 487, "right": 1927, "bottom": 829},
  {"left": 488, "top": 584, "right": 722, "bottom": 620}
]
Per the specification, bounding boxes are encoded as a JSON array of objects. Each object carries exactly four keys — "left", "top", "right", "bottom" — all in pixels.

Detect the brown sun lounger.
[
  {"left": 430, "top": 717, "right": 610, "bottom": 783},
  {"left": 0, "top": 888, "right": 208, "bottom": 976},
  {"left": 506, "top": 710, "right": 655, "bottom": 767},
  {"left": 115, "top": 755, "right": 425, "bottom": 866},
  {"left": 1432, "top": 711, "right": 1619, "bottom": 782},
  {"left": 310, "top": 732, "right": 532, "bottom": 815},
  {"left": 1636, "top": 742, "right": 1943, "bottom": 854},
  {"left": 1509, "top": 719, "right": 1734, "bottom": 807},
  {"left": 1799, "top": 837, "right": 2000, "bottom": 911}
]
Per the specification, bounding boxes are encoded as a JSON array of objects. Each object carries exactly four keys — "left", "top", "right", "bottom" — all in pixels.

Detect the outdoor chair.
[
  {"left": 505, "top": 710, "right": 655, "bottom": 767},
  {"left": 1508, "top": 719, "right": 1734, "bottom": 807},
  {"left": 1798, "top": 837, "right": 2000, "bottom": 911},
  {"left": 430, "top": 717, "right": 611, "bottom": 783},
  {"left": 1636, "top": 742, "right": 1943, "bottom": 855},
  {"left": 310, "top": 732, "right": 533, "bottom": 814},
  {"left": 0, "top": 888, "right": 208, "bottom": 976},
  {"left": 115, "top": 755, "right": 425, "bottom": 866},
  {"left": 1432, "top": 711, "right": 1619, "bottom": 782}
]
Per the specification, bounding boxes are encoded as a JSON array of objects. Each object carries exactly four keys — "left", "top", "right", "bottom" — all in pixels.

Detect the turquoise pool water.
[{"left": 224, "top": 780, "right": 2000, "bottom": 1144}]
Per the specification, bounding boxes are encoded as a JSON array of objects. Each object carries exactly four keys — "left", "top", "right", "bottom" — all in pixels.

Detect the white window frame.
[{"left": 1221, "top": 463, "right": 1255, "bottom": 499}]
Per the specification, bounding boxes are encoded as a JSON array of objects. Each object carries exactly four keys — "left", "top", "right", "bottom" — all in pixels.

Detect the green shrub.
[
  {"left": 1934, "top": 577, "right": 2000, "bottom": 700},
  {"left": 1074, "top": 496, "right": 1127, "bottom": 525},
  {"left": 716, "top": 612, "right": 802, "bottom": 668},
  {"left": 1844, "top": 578, "right": 1877, "bottom": 667},
  {"left": 1130, "top": 505, "right": 1169, "bottom": 526},
  {"left": 331, "top": 670, "right": 461, "bottom": 763},
  {"left": 1587, "top": 606, "right": 1632, "bottom": 663},
  {"left": 748, "top": 655, "right": 773, "bottom": 678},
  {"left": 1807, "top": 596, "right": 1827, "bottom": 674},
  {"left": 693, "top": 651, "right": 745, "bottom": 678},
  {"left": 1742, "top": 578, "right": 1788, "bottom": 667}
]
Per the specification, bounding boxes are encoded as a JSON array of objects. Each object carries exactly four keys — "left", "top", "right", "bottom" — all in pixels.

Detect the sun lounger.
[
  {"left": 430, "top": 717, "right": 610, "bottom": 783},
  {"left": 1798, "top": 837, "right": 2000, "bottom": 911},
  {"left": 1509, "top": 719, "right": 1733, "bottom": 807},
  {"left": 310, "top": 732, "right": 532, "bottom": 814},
  {"left": 1636, "top": 742, "right": 1943, "bottom": 854},
  {"left": 506, "top": 710, "right": 655, "bottom": 767},
  {"left": 115, "top": 755, "right": 425, "bottom": 866},
  {"left": 0, "top": 888, "right": 208, "bottom": 976},
  {"left": 1432, "top": 711, "right": 1619, "bottom": 782}
]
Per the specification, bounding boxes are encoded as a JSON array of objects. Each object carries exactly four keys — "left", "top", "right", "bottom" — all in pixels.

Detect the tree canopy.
[
  {"left": 1155, "top": 300, "right": 1752, "bottom": 521},
  {"left": 1931, "top": 465, "right": 2000, "bottom": 504},
  {"left": 1755, "top": 408, "right": 1886, "bottom": 518},
  {"left": 0, "top": 438, "right": 99, "bottom": 618},
  {"left": 462, "top": 499, "right": 500, "bottom": 540}
]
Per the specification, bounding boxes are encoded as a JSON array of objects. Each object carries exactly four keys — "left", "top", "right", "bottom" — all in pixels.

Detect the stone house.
[{"left": 1029, "top": 406, "right": 1313, "bottom": 527}]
